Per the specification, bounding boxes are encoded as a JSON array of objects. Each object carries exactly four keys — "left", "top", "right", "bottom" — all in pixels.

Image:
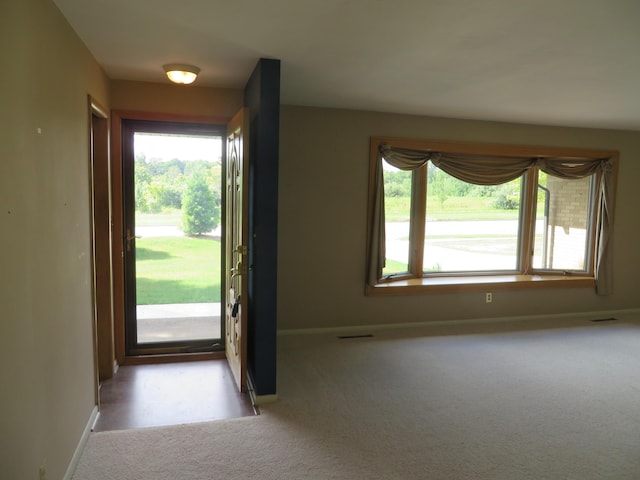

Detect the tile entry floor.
[{"left": 93, "top": 360, "right": 257, "bottom": 432}]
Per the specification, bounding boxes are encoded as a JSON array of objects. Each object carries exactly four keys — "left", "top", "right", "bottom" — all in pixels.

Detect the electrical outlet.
[{"left": 485, "top": 292, "right": 493, "bottom": 303}]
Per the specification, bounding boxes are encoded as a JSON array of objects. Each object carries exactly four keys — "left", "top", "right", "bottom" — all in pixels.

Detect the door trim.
[
  {"left": 89, "top": 96, "right": 115, "bottom": 383},
  {"left": 110, "top": 110, "right": 231, "bottom": 365}
]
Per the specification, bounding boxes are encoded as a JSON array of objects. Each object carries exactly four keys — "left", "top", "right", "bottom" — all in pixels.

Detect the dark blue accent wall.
[{"left": 244, "top": 58, "right": 280, "bottom": 396}]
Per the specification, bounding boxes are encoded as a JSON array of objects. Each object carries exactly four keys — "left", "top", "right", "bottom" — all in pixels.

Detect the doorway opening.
[{"left": 122, "top": 120, "right": 225, "bottom": 356}]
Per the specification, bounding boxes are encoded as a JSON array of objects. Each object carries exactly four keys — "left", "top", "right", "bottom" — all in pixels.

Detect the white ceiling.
[{"left": 52, "top": 0, "right": 640, "bottom": 131}]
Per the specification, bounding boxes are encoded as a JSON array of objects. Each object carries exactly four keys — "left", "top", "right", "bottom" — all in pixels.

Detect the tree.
[{"left": 181, "top": 174, "right": 219, "bottom": 235}]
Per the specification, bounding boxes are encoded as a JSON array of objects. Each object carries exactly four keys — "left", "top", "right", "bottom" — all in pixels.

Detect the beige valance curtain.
[{"left": 367, "top": 144, "right": 615, "bottom": 294}]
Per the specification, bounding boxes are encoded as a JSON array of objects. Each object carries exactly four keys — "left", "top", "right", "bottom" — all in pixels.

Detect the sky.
[{"left": 134, "top": 133, "right": 222, "bottom": 163}]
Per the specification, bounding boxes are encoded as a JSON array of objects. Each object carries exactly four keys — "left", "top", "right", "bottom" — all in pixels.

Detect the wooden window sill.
[{"left": 366, "top": 274, "right": 595, "bottom": 296}]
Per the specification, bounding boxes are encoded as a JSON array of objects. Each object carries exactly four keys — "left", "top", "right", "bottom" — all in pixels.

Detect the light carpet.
[{"left": 73, "top": 315, "right": 640, "bottom": 479}]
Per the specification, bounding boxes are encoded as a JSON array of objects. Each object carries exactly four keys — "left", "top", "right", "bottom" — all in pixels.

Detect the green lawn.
[
  {"left": 135, "top": 236, "right": 221, "bottom": 305},
  {"left": 385, "top": 196, "right": 521, "bottom": 222}
]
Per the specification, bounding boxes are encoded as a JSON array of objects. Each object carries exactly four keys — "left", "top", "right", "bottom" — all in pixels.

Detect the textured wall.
[{"left": 0, "top": 0, "right": 109, "bottom": 478}]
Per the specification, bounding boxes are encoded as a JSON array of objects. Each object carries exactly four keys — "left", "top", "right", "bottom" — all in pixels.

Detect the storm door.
[{"left": 122, "top": 120, "right": 224, "bottom": 356}]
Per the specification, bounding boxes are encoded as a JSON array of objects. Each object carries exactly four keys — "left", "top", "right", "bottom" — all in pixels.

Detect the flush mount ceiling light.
[{"left": 163, "top": 64, "right": 200, "bottom": 85}]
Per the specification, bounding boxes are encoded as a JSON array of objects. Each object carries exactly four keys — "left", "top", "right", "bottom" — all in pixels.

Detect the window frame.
[{"left": 366, "top": 137, "right": 618, "bottom": 296}]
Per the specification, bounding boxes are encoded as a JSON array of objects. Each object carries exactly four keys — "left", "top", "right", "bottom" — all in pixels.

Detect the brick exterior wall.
[{"left": 540, "top": 175, "right": 591, "bottom": 270}]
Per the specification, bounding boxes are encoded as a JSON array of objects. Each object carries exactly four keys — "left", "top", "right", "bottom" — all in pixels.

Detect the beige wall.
[
  {"left": 278, "top": 106, "right": 640, "bottom": 330},
  {"left": 110, "top": 79, "right": 242, "bottom": 119},
  {"left": 0, "top": 0, "right": 110, "bottom": 478}
]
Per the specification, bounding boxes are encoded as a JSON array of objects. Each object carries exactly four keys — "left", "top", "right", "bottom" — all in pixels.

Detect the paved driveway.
[{"left": 386, "top": 220, "right": 522, "bottom": 271}]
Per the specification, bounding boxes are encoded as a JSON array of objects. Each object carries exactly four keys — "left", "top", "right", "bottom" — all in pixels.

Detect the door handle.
[
  {"left": 231, "top": 261, "right": 243, "bottom": 279},
  {"left": 126, "top": 228, "right": 142, "bottom": 252}
]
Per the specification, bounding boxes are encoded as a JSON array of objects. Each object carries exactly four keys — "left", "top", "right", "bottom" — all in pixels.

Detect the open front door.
[{"left": 225, "top": 108, "right": 249, "bottom": 392}]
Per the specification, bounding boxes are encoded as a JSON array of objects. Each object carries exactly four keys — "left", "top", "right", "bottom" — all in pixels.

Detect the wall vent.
[{"left": 337, "top": 334, "right": 374, "bottom": 339}]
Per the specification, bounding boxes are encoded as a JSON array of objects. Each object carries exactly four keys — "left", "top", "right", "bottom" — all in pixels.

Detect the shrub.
[
  {"left": 491, "top": 183, "right": 520, "bottom": 210},
  {"left": 181, "top": 175, "right": 219, "bottom": 235}
]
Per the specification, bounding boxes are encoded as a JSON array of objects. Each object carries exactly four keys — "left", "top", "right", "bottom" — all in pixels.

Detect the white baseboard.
[
  {"left": 252, "top": 393, "right": 279, "bottom": 406},
  {"left": 277, "top": 308, "right": 640, "bottom": 336},
  {"left": 63, "top": 406, "right": 99, "bottom": 480},
  {"left": 247, "top": 373, "right": 278, "bottom": 407}
]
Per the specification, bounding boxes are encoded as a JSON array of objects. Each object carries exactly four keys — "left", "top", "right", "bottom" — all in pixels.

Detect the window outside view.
[
  {"left": 532, "top": 173, "right": 592, "bottom": 271},
  {"left": 133, "top": 133, "right": 223, "bottom": 344},
  {"left": 382, "top": 160, "right": 594, "bottom": 278},
  {"left": 423, "top": 164, "right": 521, "bottom": 272}
]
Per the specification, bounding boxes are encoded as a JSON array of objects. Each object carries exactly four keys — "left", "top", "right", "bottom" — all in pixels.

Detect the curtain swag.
[{"left": 368, "top": 144, "right": 614, "bottom": 294}]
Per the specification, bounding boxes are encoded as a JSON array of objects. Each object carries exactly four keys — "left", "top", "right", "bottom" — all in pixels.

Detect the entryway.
[
  {"left": 90, "top": 111, "right": 254, "bottom": 432},
  {"left": 91, "top": 59, "right": 279, "bottom": 417},
  {"left": 92, "top": 360, "right": 256, "bottom": 432}
]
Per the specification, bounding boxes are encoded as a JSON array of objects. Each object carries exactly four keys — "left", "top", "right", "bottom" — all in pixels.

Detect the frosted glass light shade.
[{"left": 163, "top": 64, "right": 200, "bottom": 85}]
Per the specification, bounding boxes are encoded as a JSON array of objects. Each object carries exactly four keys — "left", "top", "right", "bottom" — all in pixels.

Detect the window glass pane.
[
  {"left": 382, "top": 160, "right": 411, "bottom": 275},
  {"left": 532, "top": 172, "right": 592, "bottom": 271},
  {"left": 424, "top": 164, "right": 520, "bottom": 273}
]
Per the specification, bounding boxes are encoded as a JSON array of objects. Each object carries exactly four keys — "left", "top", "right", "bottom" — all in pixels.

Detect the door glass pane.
[
  {"left": 133, "top": 132, "right": 223, "bottom": 344},
  {"left": 532, "top": 172, "right": 592, "bottom": 271},
  {"left": 382, "top": 160, "right": 411, "bottom": 276},
  {"left": 424, "top": 164, "right": 521, "bottom": 272}
]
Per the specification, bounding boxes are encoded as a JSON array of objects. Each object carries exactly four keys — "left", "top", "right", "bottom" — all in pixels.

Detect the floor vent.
[
  {"left": 591, "top": 317, "right": 618, "bottom": 323},
  {"left": 338, "top": 334, "right": 374, "bottom": 339}
]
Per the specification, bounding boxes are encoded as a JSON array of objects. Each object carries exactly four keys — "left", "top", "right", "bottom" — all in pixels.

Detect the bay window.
[{"left": 366, "top": 138, "right": 617, "bottom": 295}]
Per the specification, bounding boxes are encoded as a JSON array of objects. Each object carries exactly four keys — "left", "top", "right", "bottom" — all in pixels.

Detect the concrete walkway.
[
  {"left": 136, "top": 303, "right": 222, "bottom": 343},
  {"left": 137, "top": 302, "right": 221, "bottom": 319}
]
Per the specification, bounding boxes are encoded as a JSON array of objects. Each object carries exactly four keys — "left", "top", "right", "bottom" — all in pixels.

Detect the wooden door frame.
[
  {"left": 89, "top": 97, "right": 116, "bottom": 384},
  {"left": 110, "top": 110, "right": 231, "bottom": 365}
]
